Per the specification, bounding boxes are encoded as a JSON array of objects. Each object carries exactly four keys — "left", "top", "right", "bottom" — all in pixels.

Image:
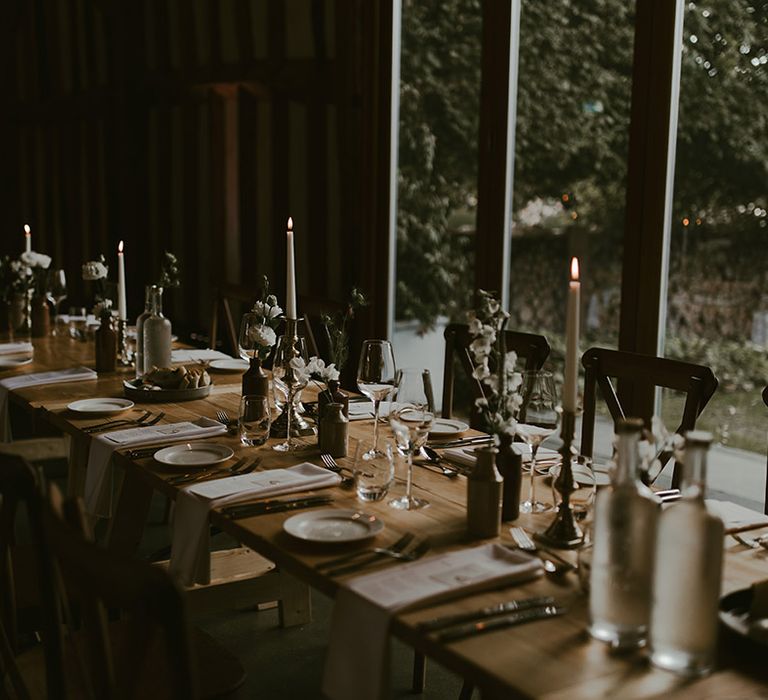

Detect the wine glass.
[
  {"left": 516, "top": 370, "right": 559, "bottom": 514},
  {"left": 48, "top": 270, "right": 67, "bottom": 335},
  {"left": 388, "top": 368, "right": 434, "bottom": 510},
  {"left": 356, "top": 340, "right": 397, "bottom": 459},
  {"left": 272, "top": 334, "right": 309, "bottom": 452}
]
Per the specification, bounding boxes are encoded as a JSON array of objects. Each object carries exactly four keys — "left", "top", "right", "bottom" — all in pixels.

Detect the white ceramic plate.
[
  {"left": 153, "top": 442, "right": 234, "bottom": 467},
  {"left": 283, "top": 509, "right": 384, "bottom": 543},
  {"left": 548, "top": 462, "right": 601, "bottom": 487},
  {"left": 210, "top": 358, "right": 250, "bottom": 373},
  {"left": 0, "top": 357, "right": 33, "bottom": 369},
  {"left": 428, "top": 418, "right": 469, "bottom": 436},
  {"left": 67, "top": 397, "right": 135, "bottom": 415}
]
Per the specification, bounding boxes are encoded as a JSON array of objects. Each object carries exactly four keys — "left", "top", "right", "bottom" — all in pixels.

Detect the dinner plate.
[
  {"left": 67, "top": 397, "right": 135, "bottom": 415},
  {"left": 153, "top": 442, "right": 234, "bottom": 467},
  {"left": 719, "top": 588, "right": 768, "bottom": 647},
  {"left": 428, "top": 418, "right": 469, "bottom": 436},
  {"left": 283, "top": 508, "right": 384, "bottom": 543},
  {"left": 0, "top": 357, "right": 33, "bottom": 369},
  {"left": 209, "top": 358, "right": 250, "bottom": 373}
]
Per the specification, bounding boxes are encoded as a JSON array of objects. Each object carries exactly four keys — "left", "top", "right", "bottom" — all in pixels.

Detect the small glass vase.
[
  {"left": 134, "top": 285, "right": 155, "bottom": 378},
  {"left": 242, "top": 356, "right": 270, "bottom": 397},
  {"left": 95, "top": 314, "right": 117, "bottom": 373},
  {"left": 142, "top": 286, "right": 172, "bottom": 371}
]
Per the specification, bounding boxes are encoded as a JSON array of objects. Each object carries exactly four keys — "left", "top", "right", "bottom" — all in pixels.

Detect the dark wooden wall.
[{"left": 0, "top": 0, "right": 393, "bottom": 344}]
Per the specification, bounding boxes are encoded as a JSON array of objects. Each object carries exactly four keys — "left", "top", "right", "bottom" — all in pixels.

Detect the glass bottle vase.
[{"left": 142, "top": 286, "right": 172, "bottom": 371}]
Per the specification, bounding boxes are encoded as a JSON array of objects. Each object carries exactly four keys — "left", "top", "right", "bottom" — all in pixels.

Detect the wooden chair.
[
  {"left": 0, "top": 452, "right": 246, "bottom": 699},
  {"left": 580, "top": 347, "right": 718, "bottom": 488},
  {"left": 762, "top": 385, "right": 768, "bottom": 515},
  {"left": 441, "top": 323, "right": 551, "bottom": 428}
]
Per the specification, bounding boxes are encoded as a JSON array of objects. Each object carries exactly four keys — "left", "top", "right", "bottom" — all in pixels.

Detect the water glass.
[
  {"left": 549, "top": 455, "right": 596, "bottom": 524},
  {"left": 239, "top": 395, "right": 272, "bottom": 446},
  {"left": 354, "top": 440, "right": 394, "bottom": 502}
]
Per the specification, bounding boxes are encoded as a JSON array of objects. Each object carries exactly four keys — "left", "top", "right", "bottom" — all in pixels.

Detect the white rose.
[
  {"left": 321, "top": 363, "right": 340, "bottom": 382},
  {"left": 248, "top": 324, "right": 276, "bottom": 348},
  {"left": 306, "top": 356, "right": 325, "bottom": 376},
  {"left": 268, "top": 304, "right": 283, "bottom": 319},
  {"left": 471, "top": 360, "right": 490, "bottom": 381},
  {"left": 289, "top": 356, "right": 310, "bottom": 383},
  {"left": 82, "top": 261, "right": 108, "bottom": 280},
  {"left": 21, "top": 251, "right": 52, "bottom": 269}
]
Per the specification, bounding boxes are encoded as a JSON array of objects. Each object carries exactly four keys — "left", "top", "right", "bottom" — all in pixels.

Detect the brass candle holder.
[
  {"left": 534, "top": 409, "right": 583, "bottom": 549},
  {"left": 116, "top": 319, "right": 133, "bottom": 367}
]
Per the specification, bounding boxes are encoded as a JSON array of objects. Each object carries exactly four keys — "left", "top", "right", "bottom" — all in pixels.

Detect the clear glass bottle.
[
  {"left": 588, "top": 417, "right": 660, "bottom": 649},
  {"left": 649, "top": 431, "right": 723, "bottom": 676},
  {"left": 134, "top": 285, "right": 154, "bottom": 377},
  {"left": 142, "top": 286, "right": 171, "bottom": 370}
]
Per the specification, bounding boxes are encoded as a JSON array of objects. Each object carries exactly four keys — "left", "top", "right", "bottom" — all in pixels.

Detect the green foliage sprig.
[
  {"left": 321, "top": 288, "right": 368, "bottom": 370},
  {"left": 158, "top": 252, "right": 181, "bottom": 289}
]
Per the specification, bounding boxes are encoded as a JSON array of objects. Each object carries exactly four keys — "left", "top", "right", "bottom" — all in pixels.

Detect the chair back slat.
[
  {"left": 441, "top": 323, "right": 551, "bottom": 428},
  {"left": 580, "top": 347, "right": 718, "bottom": 487},
  {"left": 763, "top": 386, "right": 768, "bottom": 515}
]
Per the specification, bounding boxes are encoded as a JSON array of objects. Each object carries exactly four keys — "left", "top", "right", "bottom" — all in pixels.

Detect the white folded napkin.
[
  {"left": 84, "top": 417, "right": 226, "bottom": 518},
  {"left": 704, "top": 499, "right": 768, "bottom": 533},
  {"left": 170, "top": 462, "right": 341, "bottom": 586},
  {"left": 442, "top": 444, "right": 559, "bottom": 470},
  {"left": 323, "top": 543, "right": 542, "bottom": 700},
  {"left": 171, "top": 348, "right": 233, "bottom": 364},
  {"left": 0, "top": 342, "right": 33, "bottom": 356},
  {"left": 347, "top": 400, "right": 403, "bottom": 422},
  {"left": 0, "top": 366, "right": 97, "bottom": 442}
]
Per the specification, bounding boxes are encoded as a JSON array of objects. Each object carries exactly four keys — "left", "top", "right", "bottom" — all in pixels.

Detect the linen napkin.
[
  {"left": 705, "top": 499, "right": 768, "bottom": 533},
  {"left": 442, "top": 444, "right": 559, "bottom": 470},
  {"left": 84, "top": 417, "right": 226, "bottom": 518},
  {"left": 170, "top": 348, "right": 233, "bottom": 364},
  {"left": 0, "top": 366, "right": 97, "bottom": 442},
  {"left": 0, "top": 341, "right": 34, "bottom": 357},
  {"left": 170, "top": 462, "right": 341, "bottom": 586},
  {"left": 323, "top": 543, "right": 543, "bottom": 700}
]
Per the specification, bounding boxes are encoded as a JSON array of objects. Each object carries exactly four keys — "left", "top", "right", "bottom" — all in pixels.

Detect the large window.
[{"left": 662, "top": 1, "right": 768, "bottom": 506}]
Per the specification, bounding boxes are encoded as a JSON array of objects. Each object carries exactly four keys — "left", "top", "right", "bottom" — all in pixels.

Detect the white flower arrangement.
[
  {"left": 467, "top": 289, "right": 524, "bottom": 438},
  {"left": 288, "top": 356, "right": 311, "bottom": 384},
  {"left": 241, "top": 276, "right": 283, "bottom": 361},
  {"left": 307, "top": 356, "right": 340, "bottom": 384},
  {"left": 82, "top": 260, "right": 108, "bottom": 281},
  {"left": 92, "top": 298, "right": 113, "bottom": 319},
  {"left": 20, "top": 251, "right": 51, "bottom": 270},
  {"left": 248, "top": 324, "right": 277, "bottom": 349}
]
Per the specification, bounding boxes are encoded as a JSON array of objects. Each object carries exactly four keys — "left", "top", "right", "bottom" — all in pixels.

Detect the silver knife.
[
  {"left": 418, "top": 596, "right": 556, "bottom": 632},
  {"left": 434, "top": 605, "right": 566, "bottom": 642}
]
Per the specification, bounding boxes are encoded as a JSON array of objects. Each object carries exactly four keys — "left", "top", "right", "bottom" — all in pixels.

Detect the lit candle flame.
[
  {"left": 24, "top": 224, "right": 30, "bottom": 235},
  {"left": 570, "top": 257, "right": 579, "bottom": 282},
  {"left": 118, "top": 240, "right": 124, "bottom": 253},
  {"left": 287, "top": 217, "right": 293, "bottom": 231}
]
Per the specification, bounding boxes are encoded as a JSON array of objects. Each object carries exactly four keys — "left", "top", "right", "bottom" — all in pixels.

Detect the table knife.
[
  {"left": 222, "top": 495, "right": 333, "bottom": 518},
  {"left": 435, "top": 605, "right": 567, "bottom": 642},
  {"left": 418, "top": 596, "right": 556, "bottom": 632}
]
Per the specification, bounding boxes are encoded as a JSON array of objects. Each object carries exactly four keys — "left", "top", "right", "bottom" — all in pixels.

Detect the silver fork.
[
  {"left": 83, "top": 410, "right": 152, "bottom": 433},
  {"left": 215, "top": 408, "right": 238, "bottom": 435},
  {"left": 327, "top": 538, "right": 431, "bottom": 576},
  {"left": 316, "top": 531, "right": 416, "bottom": 570},
  {"left": 732, "top": 533, "right": 768, "bottom": 550},
  {"left": 509, "top": 527, "right": 575, "bottom": 575},
  {"left": 168, "top": 456, "right": 259, "bottom": 486}
]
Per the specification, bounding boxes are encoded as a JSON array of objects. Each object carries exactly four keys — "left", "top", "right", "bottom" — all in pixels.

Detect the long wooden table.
[{"left": 4, "top": 336, "right": 768, "bottom": 699}]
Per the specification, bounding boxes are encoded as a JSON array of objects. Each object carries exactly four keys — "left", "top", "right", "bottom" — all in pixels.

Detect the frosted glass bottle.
[
  {"left": 588, "top": 417, "right": 660, "bottom": 649},
  {"left": 649, "top": 431, "right": 723, "bottom": 676},
  {"left": 134, "top": 285, "right": 154, "bottom": 378},
  {"left": 142, "top": 286, "right": 171, "bottom": 370}
]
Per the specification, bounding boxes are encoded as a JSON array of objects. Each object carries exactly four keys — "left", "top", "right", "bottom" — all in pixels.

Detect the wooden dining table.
[{"left": 3, "top": 334, "right": 768, "bottom": 699}]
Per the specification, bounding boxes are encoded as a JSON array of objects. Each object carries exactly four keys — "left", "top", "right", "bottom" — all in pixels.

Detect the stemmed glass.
[
  {"left": 272, "top": 333, "right": 309, "bottom": 452},
  {"left": 388, "top": 368, "right": 435, "bottom": 510},
  {"left": 48, "top": 270, "right": 67, "bottom": 335},
  {"left": 516, "top": 370, "right": 559, "bottom": 514},
  {"left": 356, "top": 340, "right": 397, "bottom": 459}
]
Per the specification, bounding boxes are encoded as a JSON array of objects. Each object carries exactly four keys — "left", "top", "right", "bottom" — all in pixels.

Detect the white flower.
[
  {"left": 484, "top": 374, "right": 499, "bottom": 393},
  {"left": 289, "top": 356, "right": 310, "bottom": 383},
  {"left": 93, "top": 299, "right": 113, "bottom": 317},
  {"left": 307, "top": 356, "right": 341, "bottom": 384},
  {"left": 21, "top": 251, "right": 51, "bottom": 269},
  {"left": 471, "top": 359, "right": 490, "bottom": 381},
  {"left": 474, "top": 397, "right": 489, "bottom": 409},
  {"left": 306, "top": 356, "right": 326, "bottom": 376},
  {"left": 321, "top": 363, "right": 340, "bottom": 382},
  {"left": 248, "top": 324, "right": 276, "bottom": 348},
  {"left": 82, "top": 261, "right": 108, "bottom": 280},
  {"left": 469, "top": 337, "right": 492, "bottom": 361},
  {"left": 467, "top": 315, "right": 483, "bottom": 335},
  {"left": 252, "top": 301, "right": 283, "bottom": 320}
]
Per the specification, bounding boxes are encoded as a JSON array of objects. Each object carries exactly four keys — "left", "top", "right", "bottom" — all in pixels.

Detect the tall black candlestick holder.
[{"left": 534, "top": 409, "right": 583, "bottom": 549}]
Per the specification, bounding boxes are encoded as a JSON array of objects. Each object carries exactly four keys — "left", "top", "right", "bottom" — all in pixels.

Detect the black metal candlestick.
[{"left": 534, "top": 409, "right": 583, "bottom": 549}]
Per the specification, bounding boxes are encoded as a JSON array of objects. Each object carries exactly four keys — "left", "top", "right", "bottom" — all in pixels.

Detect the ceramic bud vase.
[
  {"left": 317, "top": 379, "right": 348, "bottom": 442},
  {"left": 319, "top": 403, "right": 348, "bottom": 458},
  {"left": 30, "top": 296, "right": 50, "bottom": 337},
  {"left": 142, "top": 286, "right": 172, "bottom": 371},
  {"left": 242, "top": 356, "right": 270, "bottom": 397},
  {"left": 95, "top": 314, "right": 117, "bottom": 373}
]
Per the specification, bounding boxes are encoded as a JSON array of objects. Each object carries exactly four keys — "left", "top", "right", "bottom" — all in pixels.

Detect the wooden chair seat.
[
  {"left": 441, "top": 322, "right": 551, "bottom": 428},
  {"left": 581, "top": 347, "right": 718, "bottom": 487}
]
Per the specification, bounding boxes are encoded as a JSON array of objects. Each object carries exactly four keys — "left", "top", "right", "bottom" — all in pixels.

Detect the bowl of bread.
[{"left": 123, "top": 365, "right": 213, "bottom": 402}]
